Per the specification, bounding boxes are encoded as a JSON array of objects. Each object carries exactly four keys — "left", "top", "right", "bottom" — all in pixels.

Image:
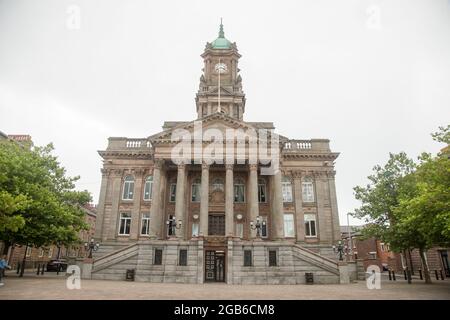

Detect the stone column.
[
  {"left": 225, "top": 164, "right": 234, "bottom": 237},
  {"left": 248, "top": 164, "right": 259, "bottom": 238},
  {"left": 272, "top": 168, "right": 284, "bottom": 240},
  {"left": 149, "top": 160, "right": 163, "bottom": 239},
  {"left": 293, "top": 171, "right": 305, "bottom": 243},
  {"left": 108, "top": 169, "right": 123, "bottom": 240},
  {"left": 327, "top": 171, "right": 341, "bottom": 242},
  {"left": 95, "top": 168, "right": 109, "bottom": 241},
  {"left": 199, "top": 162, "right": 209, "bottom": 236},
  {"left": 174, "top": 163, "right": 187, "bottom": 239},
  {"left": 315, "top": 171, "right": 329, "bottom": 243},
  {"left": 130, "top": 169, "right": 144, "bottom": 240}
]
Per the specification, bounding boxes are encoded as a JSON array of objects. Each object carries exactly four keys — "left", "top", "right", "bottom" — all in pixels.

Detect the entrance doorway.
[{"left": 205, "top": 250, "right": 225, "bottom": 282}]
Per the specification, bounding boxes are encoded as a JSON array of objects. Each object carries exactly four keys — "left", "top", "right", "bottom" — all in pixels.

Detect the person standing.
[{"left": 0, "top": 254, "right": 11, "bottom": 287}]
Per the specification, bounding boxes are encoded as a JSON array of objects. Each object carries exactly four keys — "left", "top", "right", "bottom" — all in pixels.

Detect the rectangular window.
[
  {"left": 244, "top": 250, "right": 252, "bottom": 267},
  {"left": 169, "top": 184, "right": 177, "bottom": 202},
  {"left": 282, "top": 182, "right": 293, "bottom": 202},
  {"left": 154, "top": 249, "right": 163, "bottom": 265},
  {"left": 302, "top": 181, "right": 315, "bottom": 202},
  {"left": 26, "top": 246, "right": 32, "bottom": 257},
  {"left": 48, "top": 247, "right": 53, "bottom": 258},
  {"left": 236, "top": 223, "right": 244, "bottom": 239},
  {"left": 119, "top": 213, "right": 131, "bottom": 235},
  {"left": 258, "top": 184, "right": 266, "bottom": 203},
  {"left": 269, "top": 250, "right": 277, "bottom": 266},
  {"left": 234, "top": 185, "right": 245, "bottom": 203},
  {"left": 283, "top": 213, "right": 295, "bottom": 237},
  {"left": 141, "top": 213, "right": 150, "bottom": 235},
  {"left": 191, "top": 183, "right": 201, "bottom": 202},
  {"left": 143, "top": 178, "right": 153, "bottom": 200},
  {"left": 38, "top": 248, "right": 44, "bottom": 258},
  {"left": 192, "top": 222, "right": 199, "bottom": 237},
  {"left": 304, "top": 214, "right": 317, "bottom": 237},
  {"left": 179, "top": 249, "right": 187, "bottom": 266}
]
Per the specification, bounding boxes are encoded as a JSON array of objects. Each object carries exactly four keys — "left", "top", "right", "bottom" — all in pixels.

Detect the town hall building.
[{"left": 92, "top": 23, "right": 344, "bottom": 284}]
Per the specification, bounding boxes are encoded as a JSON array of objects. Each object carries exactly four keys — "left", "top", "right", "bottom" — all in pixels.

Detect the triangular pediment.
[
  {"left": 149, "top": 113, "right": 278, "bottom": 144},
  {"left": 208, "top": 86, "right": 234, "bottom": 96}
]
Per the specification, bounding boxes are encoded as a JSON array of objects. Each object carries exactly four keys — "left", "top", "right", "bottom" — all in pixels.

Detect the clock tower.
[{"left": 196, "top": 21, "right": 246, "bottom": 120}]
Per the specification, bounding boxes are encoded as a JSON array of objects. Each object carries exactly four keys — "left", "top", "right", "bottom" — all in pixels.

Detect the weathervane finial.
[{"left": 219, "top": 18, "right": 224, "bottom": 38}]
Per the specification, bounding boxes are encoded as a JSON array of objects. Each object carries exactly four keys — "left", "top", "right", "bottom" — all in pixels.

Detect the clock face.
[{"left": 214, "top": 62, "right": 227, "bottom": 74}]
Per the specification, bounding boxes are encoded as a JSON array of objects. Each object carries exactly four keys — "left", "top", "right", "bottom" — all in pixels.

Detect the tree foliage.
[
  {"left": 352, "top": 126, "right": 450, "bottom": 283},
  {"left": 0, "top": 141, "right": 91, "bottom": 248}
]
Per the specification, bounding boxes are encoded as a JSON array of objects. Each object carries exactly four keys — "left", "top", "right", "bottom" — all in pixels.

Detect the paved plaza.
[{"left": 0, "top": 273, "right": 449, "bottom": 300}]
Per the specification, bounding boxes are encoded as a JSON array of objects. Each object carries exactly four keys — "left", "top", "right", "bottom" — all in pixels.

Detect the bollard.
[
  {"left": 392, "top": 270, "right": 396, "bottom": 281},
  {"left": 56, "top": 265, "right": 60, "bottom": 275},
  {"left": 388, "top": 270, "right": 392, "bottom": 281},
  {"left": 41, "top": 264, "right": 45, "bottom": 275},
  {"left": 404, "top": 270, "right": 407, "bottom": 280},
  {"left": 435, "top": 270, "right": 439, "bottom": 280},
  {"left": 407, "top": 269, "right": 412, "bottom": 284},
  {"left": 419, "top": 269, "right": 423, "bottom": 280},
  {"left": 16, "top": 262, "right": 20, "bottom": 274},
  {"left": 36, "top": 264, "right": 40, "bottom": 275}
]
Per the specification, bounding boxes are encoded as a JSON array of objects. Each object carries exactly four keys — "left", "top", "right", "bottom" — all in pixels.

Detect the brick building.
[{"left": 6, "top": 205, "right": 97, "bottom": 269}]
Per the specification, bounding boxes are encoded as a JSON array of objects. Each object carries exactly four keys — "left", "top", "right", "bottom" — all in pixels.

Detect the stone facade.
[{"left": 92, "top": 24, "right": 343, "bottom": 284}]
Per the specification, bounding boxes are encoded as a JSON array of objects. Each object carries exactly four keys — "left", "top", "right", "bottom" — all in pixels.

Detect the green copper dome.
[{"left": 211, "top": 21, "right": 231, "bottom": 49}]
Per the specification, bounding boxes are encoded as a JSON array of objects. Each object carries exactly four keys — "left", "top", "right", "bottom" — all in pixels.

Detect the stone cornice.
[
  {"left": 98, "top": 150, "right": 153, "bottom": 160},
  {"left": 282, "top": 152, "right": 339, "bottom": 161}
]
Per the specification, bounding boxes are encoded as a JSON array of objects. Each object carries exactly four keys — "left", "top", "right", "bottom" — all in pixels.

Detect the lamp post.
[
  {"left": 250, "top": 216, "right": 266, "bottom": 238},
  {"left": 166, "top": 218, "right": 182, "bottom": 237},
  {"left": 332, "top": 240, "right": 344, "bottom": 261},
  {"left": 84, "top": 238, "right": 100, "bottom": 259}
]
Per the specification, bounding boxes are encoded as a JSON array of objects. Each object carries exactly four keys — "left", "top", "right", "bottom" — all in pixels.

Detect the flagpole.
[{"left": 218, "top": 58, "right": 221, "bottom": 113}]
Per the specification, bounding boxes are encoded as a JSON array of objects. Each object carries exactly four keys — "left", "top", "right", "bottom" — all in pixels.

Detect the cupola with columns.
[{"left": 196, "top": 20, "right": 246, "bottom": 120}]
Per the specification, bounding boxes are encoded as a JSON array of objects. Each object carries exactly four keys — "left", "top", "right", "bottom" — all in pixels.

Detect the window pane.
[
  {"left": 244, "top": 250, "right": 252, "bottom": 266},
  {"left": 234, "top": 185, "right": 245, "bottom": 202},
  {"left": 192, "top": 184, "right": 200, "bottom": 202},
  {"left": 282, "top": 182, "right": 292, "bottom": 202},
  {"left": 192, "top": 223, "right": 199, "bottom": 237},
  {"left": 170, "top": 184, "right": 177, "bottom": 202},
  {"left": 261, "top": 221, "right": 268, "bottom": 238},
  {"left": 258, "top": 184, "right": 266, "bottom": 202},
  {"left": 269, "top": 250, "right": 277, "bottom": 266},
  {"left": 144, "top": 177, "right": 153, "bottom": 200},
  {"left": 154, "top": 249, "right": 162, "bottom": 265},
  {"left": 310, "top": 220, "right": 316, "bottom": 236},
  {"left": 284, "top": 214, "right": 295, "bottom": 237},
  {"left": 236, "top": 223, "right": 243, "bottom": 238},
  {"left": 302, "top": 182, "right": 314, "bottom": 202},
  {"left": 179, "top": 249, "right": 187, "bottom": 266}
]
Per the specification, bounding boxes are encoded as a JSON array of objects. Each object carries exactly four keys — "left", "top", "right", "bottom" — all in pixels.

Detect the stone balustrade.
[
  {"left": 283, "top": 139, "right": 330, "bottom": 152},
  {"left": 106, "top": 137, "right": 152, "bottom": 150}
]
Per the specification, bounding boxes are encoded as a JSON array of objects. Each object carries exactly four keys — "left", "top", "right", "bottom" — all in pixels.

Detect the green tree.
[
  {"left": 353, "top": 126, "right": 450, "bottom": 284},
  {"left": 0, "top": 141, "right": 91, "bottom": 258}
]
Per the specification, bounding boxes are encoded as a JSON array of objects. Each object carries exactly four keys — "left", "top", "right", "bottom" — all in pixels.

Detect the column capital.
[
  {"left": 201, "top": 162, "right": 210, "bottom": 170},
  {"left": 153, "top": 159, "right": 164, "bottom": 170},
  {"left": 225, "top": 164, "right": 234, "bottom": 171},
  {"left": 177, "top": 163, "right": 186, "bottom": 170},
  {"left": 111, "top": 169, "right": 124, "bottom": 177},
  {"left": 249, "top": 164, "right": 258, "bottom": 171}
]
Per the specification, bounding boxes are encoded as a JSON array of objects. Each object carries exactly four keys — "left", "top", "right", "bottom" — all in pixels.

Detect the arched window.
[
  {"left": 191, "top": 178, "right": 201, "bottom": 202},
  {"left": 212, "top": 178, "right": 224, "bottom": 192},
  {"left": 122, "top": 175, "right": 134, "bottom": 200},
  {"left": 234, "top": 178, "right": 245, "bottom": 203},
  {"left": 281, "top": 176, "right": 292, "bottom": 203},
  {"left": 258, "top": 178, "right": 267, "bottom": 203},
  {"left": 143, "top": 176, "right": 153, "bottom": 201}
]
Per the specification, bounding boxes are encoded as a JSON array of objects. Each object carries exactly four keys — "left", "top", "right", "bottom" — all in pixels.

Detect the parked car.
[{"left": 46, "top": 259, "right": 68, "bottom": 272}]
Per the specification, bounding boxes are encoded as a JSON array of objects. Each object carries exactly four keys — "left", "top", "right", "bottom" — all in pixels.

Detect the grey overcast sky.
[{"left": 0, "top": 0, "right": 449, "bottom": 226}]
